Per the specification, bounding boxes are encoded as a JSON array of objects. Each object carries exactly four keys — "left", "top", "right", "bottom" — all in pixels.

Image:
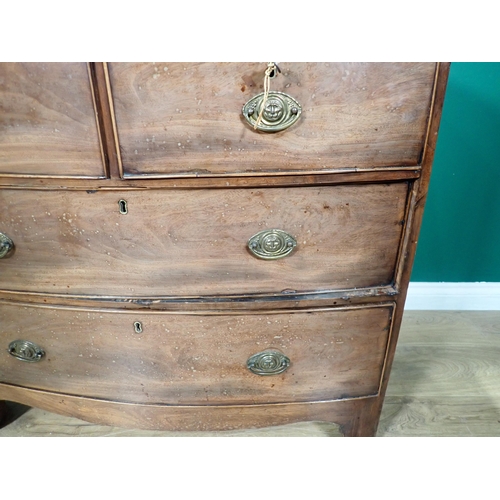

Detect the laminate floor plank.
[
  {"left": 378, "top": 310, "right": 500, "bottom": 437},
  {"left": 379, "top": 398, "right": 500, "bottom": 437},
  {"left": 1, "top": 311, "right": 499, "bottom": 437}
]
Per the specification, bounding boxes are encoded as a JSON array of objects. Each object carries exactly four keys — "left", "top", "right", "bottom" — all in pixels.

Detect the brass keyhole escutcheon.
[{"left": 118, "top": 199, "right": 128, "bottom": 215}]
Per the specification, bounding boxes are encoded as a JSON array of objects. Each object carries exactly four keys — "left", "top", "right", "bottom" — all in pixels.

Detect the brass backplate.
[
  {"left": 247, "top": 350, "right": 290, "bottom": 376},
  {"left": 0, "top": 232, "right": 14, "bottom": 259},
  {"left": 242, "top": 91, "right": 302, "bottom": 132},
  {"left": 8, "top": 340, "right": 45, "bottom": 362},
  {"left": 248, "top": 229, "right": 297, "bottom": 260}
]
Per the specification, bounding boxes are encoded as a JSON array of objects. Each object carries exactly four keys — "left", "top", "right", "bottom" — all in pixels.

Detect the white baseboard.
[{"left": 405, "top": 282, "right": 500, "bottom": 310}]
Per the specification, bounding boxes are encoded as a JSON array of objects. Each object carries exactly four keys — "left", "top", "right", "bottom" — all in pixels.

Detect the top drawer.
[
  {"left": 0, "top": 63, "right": 105, "bottom": 178},
  {"left": 107, "top": 62, "right": 437, "bottom": 178}
]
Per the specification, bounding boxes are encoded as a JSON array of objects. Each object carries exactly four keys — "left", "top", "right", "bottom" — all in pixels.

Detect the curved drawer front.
[
  {"left": 0, "top": 183, "right": 408, "bottom": 297},
  {"left": 0, "top": 63, "right": 105, "bottom": 178},
  {"left": 0, "top": 302, "right": 394, "bottom": 405},
  {"left": 107, "top": 62, "right": 437, "bottom": 177}
]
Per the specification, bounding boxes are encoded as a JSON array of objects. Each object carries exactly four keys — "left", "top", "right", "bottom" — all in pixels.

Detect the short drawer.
[
  {"left": 0, "top": 182, "right": 408, "bottom": 298},
  {"left": 0, "top": 62, "right": 105, "bottom": 178},
  {"left": 0, "top": 302, "right": 394, "bottom": 405},
  {"left": 107, "top": 62, "right": 437, "bottom": 178}
]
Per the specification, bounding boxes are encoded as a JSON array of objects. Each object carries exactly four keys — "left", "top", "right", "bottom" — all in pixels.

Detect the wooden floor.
[{"left": 1, "top": 310, "right": 499, "bottom": 437}]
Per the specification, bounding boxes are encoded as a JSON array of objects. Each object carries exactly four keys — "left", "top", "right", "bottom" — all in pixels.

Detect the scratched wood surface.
[
  {"left": 1, "top": 310, "right": 498, "bottom": 436},
  {"left": 0, "top": 182, "right": 408, "bottom": 297},
  {"left": 0, "top": 303, "right": 393, "bottom": 405},
  {"left": 0, "top": 64, "right": 451, "bottom": 437},
  {"left": 0, "top": 63, "right": 105, "bottom": 177},
  {"left": 107, "top": 62, "right": 437, "bottom": 177}
]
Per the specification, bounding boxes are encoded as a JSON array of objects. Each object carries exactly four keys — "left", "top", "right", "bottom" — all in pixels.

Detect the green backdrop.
[{"left": 411, "top": 62, "right": 500, "bottom": 282}]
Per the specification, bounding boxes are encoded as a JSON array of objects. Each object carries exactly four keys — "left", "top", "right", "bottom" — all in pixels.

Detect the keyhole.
[
  {"left": 119, "top": 199, "right": 128, "bottom": 215},
  {"left": 133, "top": 321, "right": 143, "bottom": 334},
  {"left": 268, "top": 63, "right": 281, "bottom": 79}
]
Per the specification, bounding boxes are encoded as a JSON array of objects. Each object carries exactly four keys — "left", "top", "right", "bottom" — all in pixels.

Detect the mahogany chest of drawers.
[{"left": 0, "top": 62, "right": 449, "bottom": 436}]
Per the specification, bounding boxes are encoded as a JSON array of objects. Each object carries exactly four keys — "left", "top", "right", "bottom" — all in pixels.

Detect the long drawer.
[
  {"left": 0, "top": 302, "right": 394, "bottom": 405},
  {"left": 0, "top": 182, "right": 408, "bottom": 297}
]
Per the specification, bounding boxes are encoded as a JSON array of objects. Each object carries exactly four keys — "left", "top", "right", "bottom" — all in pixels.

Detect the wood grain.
[
  {"left": 0, "top": 167, "right": 420, "bottom": 190},
  {"left": 106, "top": 62, "right": 437, "bottom": 177},
  {"left": 2, "top": 311, "right": 498, "bottom": 437},
  {"left": 0, "top": 382, "right": 378, "bottom": 434},
  {"left": 358, "top": 63, "right": 451, "bottom": 430},
  {"left": 0, "top": 63, "right": 450, "bottom": 437},
  {"left": 0, "top": 182, "right": 408, "bottom": 297},
  {"left": 379, "top": 311, "right": 500, "bottom": 436},
  {"left": 0, "top": 63, "right": 105, "bottom": 177},
  {"left": 0, "top": 302, "right": 393, "bottom": 405},
  {"left": 0, "top": 401, "right": 344, "bottom": 436}
]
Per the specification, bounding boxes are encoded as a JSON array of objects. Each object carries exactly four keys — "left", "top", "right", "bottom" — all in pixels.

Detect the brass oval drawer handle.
[
  {"left": 248, "top": 229, "right": 297, "bottom": 260},
  {"left": 0, "top": 232, "right": 14, "bottom": 259},
  {"left": 242, "top": 91, "right": 302, "bottom": 132},
  {"left": 8, "top": 340, "right": 45, "bottom": 362},
  {"left": 247, "top": 350, "right": 290, "bottom": 376}
]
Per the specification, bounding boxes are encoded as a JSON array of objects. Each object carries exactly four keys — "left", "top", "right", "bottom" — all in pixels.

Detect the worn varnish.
[
  {"left": 0, "top": 302, "right": 393, "bottom": 405},
  {"left": 106, "top": 62, "right": 437, "bottom": 177},
  {"left": 0, "top": 63, "right": 105, "bottom": 177},
  {"left": 2, "top": 311, "right": 498, "bottom": 437},
  {"left": 0, "top": 182, "right": 408, "bottom": 297},
  {"left": 0, "top": 62, "right": 450, "bottom": 436}
]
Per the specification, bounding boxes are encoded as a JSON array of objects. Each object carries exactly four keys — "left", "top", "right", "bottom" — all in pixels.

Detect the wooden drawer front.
[
  {"left": 0, "top": 63, "right": 104, "bottom": 178},
  {"left": 107, "top": 62, "right": 436, "bottom": 178},
  {"left": 0, "top": 303, "right": 394, "bottom": 404},
  {"left": 0, "top": 183, "right": 407, "bottom": 297}
]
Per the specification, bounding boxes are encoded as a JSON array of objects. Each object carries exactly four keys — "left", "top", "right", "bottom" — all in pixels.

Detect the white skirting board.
[{"left": 405, "top": 282, "right": 500, "bottom": 310}]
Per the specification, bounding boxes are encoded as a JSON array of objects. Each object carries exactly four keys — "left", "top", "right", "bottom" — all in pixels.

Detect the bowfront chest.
[{"left": 0, "top": 62, "right": 449, "bottom": 435}]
